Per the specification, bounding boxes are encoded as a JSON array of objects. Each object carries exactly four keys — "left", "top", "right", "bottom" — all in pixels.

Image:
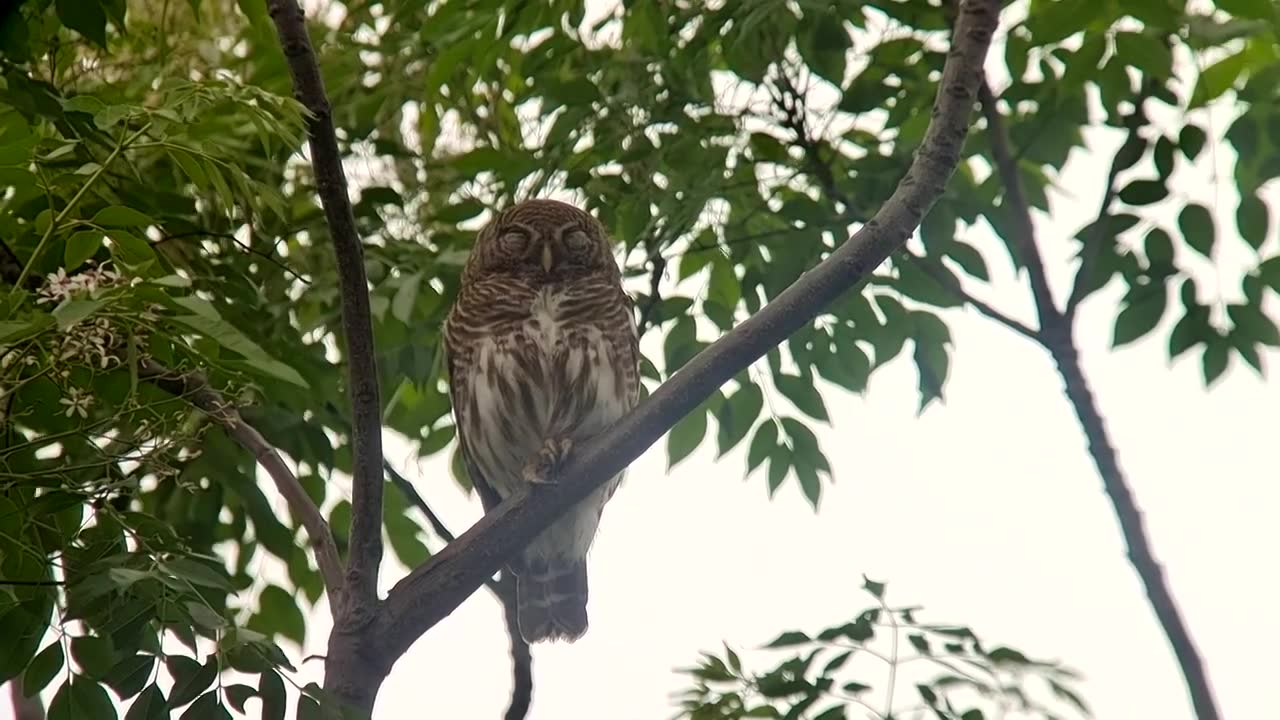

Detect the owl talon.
[{"left": 523, "top": 437, "right": 573, "bottom": 485}]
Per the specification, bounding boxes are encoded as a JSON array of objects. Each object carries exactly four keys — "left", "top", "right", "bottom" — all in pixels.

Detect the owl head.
[{"left": 462, "top": 199, "right": 617, "bottom": 283}]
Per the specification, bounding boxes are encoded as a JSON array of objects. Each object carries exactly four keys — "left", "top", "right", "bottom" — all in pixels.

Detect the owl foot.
[{"left": 523, "top": 437, "right": 573, "bottom": 485}]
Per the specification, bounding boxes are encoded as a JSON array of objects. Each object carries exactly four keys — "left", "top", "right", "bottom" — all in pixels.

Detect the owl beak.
[{"left": 541, "top": 242, "right": 554, "bottom": 272}]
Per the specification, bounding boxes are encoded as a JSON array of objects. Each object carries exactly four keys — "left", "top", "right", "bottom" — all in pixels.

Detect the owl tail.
[{"left": 515, "top": 560, "right": 589, "bottom": 643}]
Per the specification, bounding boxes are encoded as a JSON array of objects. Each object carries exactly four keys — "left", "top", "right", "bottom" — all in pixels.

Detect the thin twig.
[
  {"left": 917, "top": 262, "right": 1040, "bottom": 342},
  {"left": 153, "top": 230, "right": 311, "bottom": 285},
  {"left": 635, "top": 254, "right": 666, "bottom": 336},
  {"left": 383, "top": 460, "right": 533, "bottom": 720},
  {"left": 375, "top": 0, "right": 999, "bottom": 671},
  {"left": 265, "top": 0, "right": 384, "bottom": 611},
  {"left": 139, "top": 358, "right": 344, "bottom": 607}
]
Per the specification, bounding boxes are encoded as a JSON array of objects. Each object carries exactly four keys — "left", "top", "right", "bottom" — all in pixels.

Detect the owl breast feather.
[{"left": 460, "top": 285, "right": 631, "bottom": 562}]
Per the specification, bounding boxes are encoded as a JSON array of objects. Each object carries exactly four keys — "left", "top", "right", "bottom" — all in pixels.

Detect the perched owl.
[{"left": 443, "top": 198, "right": 640, "bottom": 643}]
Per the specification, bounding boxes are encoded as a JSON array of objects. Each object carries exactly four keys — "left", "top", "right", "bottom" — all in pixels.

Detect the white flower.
[{"left": 59, "top": 387, "right": 93, "bottom": 418}]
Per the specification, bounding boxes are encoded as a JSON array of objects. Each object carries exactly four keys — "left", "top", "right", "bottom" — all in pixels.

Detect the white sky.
[{"left": 7, "top": 3, "right": 1279, "bottom": 720}]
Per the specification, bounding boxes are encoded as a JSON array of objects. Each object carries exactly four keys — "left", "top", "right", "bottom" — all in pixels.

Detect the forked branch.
[
  {"left": 139, "top": 359, "right": 344, "bottom": 606},
  {"left": 265, "top": 0, "right": 385, "bottom": 611}
]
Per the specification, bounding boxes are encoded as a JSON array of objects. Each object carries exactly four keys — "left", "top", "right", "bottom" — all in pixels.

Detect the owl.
[{"left": 443, "top": 198, "right": 640, "bottom": 643}]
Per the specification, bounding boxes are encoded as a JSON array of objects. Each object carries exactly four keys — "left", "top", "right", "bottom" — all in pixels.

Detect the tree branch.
[
  {"left": 981, "top": 74, "right": 1220, "bottom": 719},
  {"left": 383, "top": 461, "right": 532, "bottom": 720},
  {"left": 977, "top": 81, "right": 1061, "bottom": 330},
  {"left": 265, "top": 0, "right": 384, "bottom": 611},
  {"left": 373, "top": 0, "right": 999, "bottom": 669},
  {"left": 138, "top": 358, "right": 344, "bottom": 608},
  {"left": 917, "top": 261, "right": 1040, "bottom": 342},
  {"left": 1046, "top": 341, "right": 1221, "bottom": 720}
]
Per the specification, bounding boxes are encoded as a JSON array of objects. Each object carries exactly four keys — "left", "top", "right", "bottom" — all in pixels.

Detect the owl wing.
[{"left": 443, "top": 294, "right": 506, "bottom": 515}]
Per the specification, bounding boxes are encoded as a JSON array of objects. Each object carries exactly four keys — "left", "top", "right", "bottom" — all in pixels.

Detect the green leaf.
[
  {"left": 48, "top": 677, "right": 118, "bottom": 720},
  {"left": 259, "top": 671, "right": 286, "bottom": 720},
  {"left": 1114, "top": 31, "right": 1172, "bottom": 79},
  {"left": 1118, "top": 179, "right": 1168, "bottom": 206},
  {"left": 1236, "top": 191, "right": 1269, "bottom": 250},
  {"left": 106, "top": 229, "right": 158, "bottom": 266},
  {"left": 1178, "top": 203, "right": 1216, "bottom": 258},
  {"left": 161, "top": 557, "right": 232, "bottom": 591},
  {"left": 764, "top": 631, "right": 810, "bottom": 648},
  {"left": 862, "top": 575, "right": 886, "bottom": 598},
  {"left": 1191, "top": 49, "right": 1249, "bottom": 107},
  {"left": 70, "top": 634, "right": 116, "bottom": 678},
  {"left": 391, "top": 272, "right": 422, "bottom": 324},
  {"left": 717, "top": 384, "right": 763, "bottom": 457},
  {"left": 168, "top": 314, "right": 309, "bottom": 388},
  {"left": 55, "top": 0, "right": 108, "bottom": 47},
  {"left": 774, "top": 374, "right": 829, "bottom": 422},
  {"left": 945, "top": 240, "right": 989, "bottom": 281},
  {"left": 1144, "top": 228, "right": 1174, "bottom": 268},
  {"left": 1202, "top": 339, "right": 1230, "bottom": 385},
  {"left": 23, "top": 642, "right": 64, "bottom": 697},
  {"left": 1178, "top": 124, "right": 1207, "bottom": 161},
  {"left": 64, "top": 230, "right": 103, "bottom": 268},
  {"left": 794, "top": 461, "right": 821, "bottom": 510},
  {"left": 53, "top": 298, "right": 107, "bottom": 330},
  {"left": 103, "top": 654, "right": 155, "bottom": 699},
  {"left": 256, "top": 585, "right": 306, "bottom": 646},
  {"left": 1153, "top": 135, "right": 1176, "bottom": 179},
  {"left": 747, "top": 421, "right": 778, "bottom": 474},
  {"left": 167, "top": 656, "right": 216, "bottom": 708},
  {"left": 180, "top": 691, "right": 230, "bottom": 720},
  {"left": 92, "top": 206, "right": 155, "bottom": 228},
  {"left": 1113, "top": 286, "right": 1168, "bottom": 347},
  {"left": 1228, "top": 304, "right": 1280, "bottom": 347},
  {"left": 667, "top": 408, "right": 707, "bottom": 468},
  {"left": 224, "top": 685, "right": 256, "bottom": 714},
  {"left": 124, "top": 684, "right": 166, "bottom": 720},
  {"left": 766, "top": 452, "right": 789, "bottom": 496}
]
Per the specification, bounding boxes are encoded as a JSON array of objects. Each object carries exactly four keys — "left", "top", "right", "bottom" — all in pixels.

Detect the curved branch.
[
  {"left": 265, "top": 0, "right": 384, "bottom": 610},
  {"left": 139, "top": 359, "right": 344, "bottom": 607},
  {"left": 375, "top": 0, "right": 999, "bottom": 666},
  {"left": 917, "top": 262, "right": 1041, "bottom": 342}
]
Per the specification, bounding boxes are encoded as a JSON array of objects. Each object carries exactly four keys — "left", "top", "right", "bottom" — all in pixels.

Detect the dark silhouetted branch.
[
  {"left": 264, "top": 0, "right": 384, "bottom": 615},
  {"left": 980, "top": 78, "right": 1220, "bottom": 720},
  {"left": 383, "top": 461, "right": 533, "bottom": 720},
  {"left": 977, "top": 81, "right": 1061, "bottom": 331},
  {"left": 373, "top": 0, "right": 998, "bottom": 677},
  {"left": 917, "top": 262, "right": 1040, "bottom": 342},
  {"left": 139, "top": 359, "right": 343, "bottom": 607}
]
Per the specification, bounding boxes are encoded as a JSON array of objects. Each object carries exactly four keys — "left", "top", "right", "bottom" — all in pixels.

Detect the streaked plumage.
[{"left": 443, "top": 198, "right": 639, "bottom": 643}]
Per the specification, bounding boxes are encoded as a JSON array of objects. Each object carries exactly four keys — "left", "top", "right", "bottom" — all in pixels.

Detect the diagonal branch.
[
  {"left": 383, "top": 461, "right": 532, "bottom": 720},
  {"left": 265, "top": 0, "right": 384, "bottom": 610},
  {"left": 139, "top": 358, "right": 344, "bottom": 607},
  {"left": 373, "top": 0, "right": 999, "bottom": 669},
  {"left": 977, "top": 81, "right": 1062, "bottom": 331},
  {"left": 917, "top": 262, "right": 1040, "bottom": 342},
  {"left": 978, "top": 76, "right": 1221, "bottom": 720}
]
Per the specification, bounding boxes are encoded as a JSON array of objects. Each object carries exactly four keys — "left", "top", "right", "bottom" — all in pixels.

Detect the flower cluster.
[
  {"left": 36, "top": 262, "right": 124, "bottom": 305},
  {"left": 58, "top": 316, "right": 123, "bottom": 369}
]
